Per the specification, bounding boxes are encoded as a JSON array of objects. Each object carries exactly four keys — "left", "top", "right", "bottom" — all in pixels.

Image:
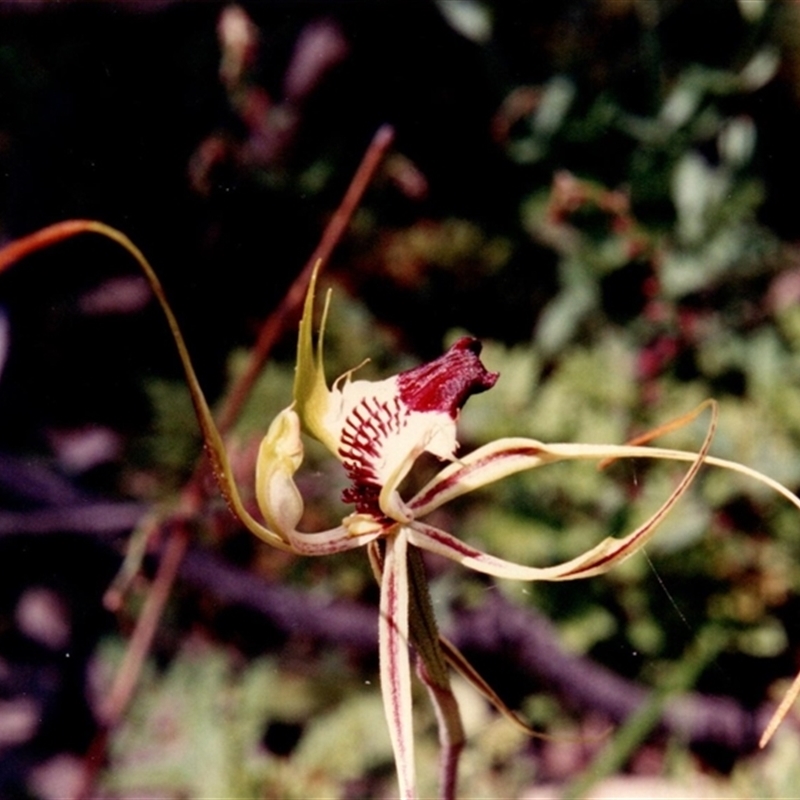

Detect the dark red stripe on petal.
[
  {"left": 339, "top": 395, "right": 405, "bottom": 514},
  {"left": 414, "top": 523, "right": 484, "bottom": 559},
  {"left": 411, "top": 446, "right": 542, "bottom": 511}
]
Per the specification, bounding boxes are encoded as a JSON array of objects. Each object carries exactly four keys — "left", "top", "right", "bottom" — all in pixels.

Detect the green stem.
[{"left": 406, "top": 546, "right": 465, "bottom": 800}]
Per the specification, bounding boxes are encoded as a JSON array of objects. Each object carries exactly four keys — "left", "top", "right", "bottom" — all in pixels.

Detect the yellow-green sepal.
[{"left": 293, "top": 261, "right": 337, "bottom": 453}]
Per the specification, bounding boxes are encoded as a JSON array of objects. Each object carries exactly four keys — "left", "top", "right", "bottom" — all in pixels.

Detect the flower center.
[{"left": 337, "top": 337, "right": 499, "bottom": 517}]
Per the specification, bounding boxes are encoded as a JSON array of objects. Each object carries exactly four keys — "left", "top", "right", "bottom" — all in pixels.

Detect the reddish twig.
[
  {"left": 0, "top": 125, "right": 393, "bottom": 799},
  {"left": 0, "top": 220, "right": 98, "bottom": 271},
  {"left": 78, "top": 125, "right": 393, "bottom": 796},
  {"left": 100, "top": 524, "right": 190, "bottom": 726},
  {"left": 215, "top": 123, "right": 394, "bottom": 434},
  {"left": 73, "top": 524, "right": 191, "bottom": 800}
]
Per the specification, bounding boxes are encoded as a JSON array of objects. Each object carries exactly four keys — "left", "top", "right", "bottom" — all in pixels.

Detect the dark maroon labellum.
[{"left": 396, "top": 337, "right": 498, "bottom": 417}]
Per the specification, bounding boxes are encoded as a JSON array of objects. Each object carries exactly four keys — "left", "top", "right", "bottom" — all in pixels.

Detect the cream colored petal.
[
  {"left": 408, "top": 402, "right": 716, "bottom": 580},
  {"left": 409, "top": 440, "right": 729, "bottom": 518},
  {"left": 256, "top": 407, "right": 305, "bottom": 538},
  {"left": 379, "top": 529, "right": 417, "bottom": 800},
  {"left": 255, "top": 406, "right": 382, "bottom": 554}
]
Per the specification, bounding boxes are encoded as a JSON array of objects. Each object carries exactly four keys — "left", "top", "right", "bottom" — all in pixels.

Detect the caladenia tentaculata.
[{"left": 2, "top": 220, "right": 800, "bottom": 799}]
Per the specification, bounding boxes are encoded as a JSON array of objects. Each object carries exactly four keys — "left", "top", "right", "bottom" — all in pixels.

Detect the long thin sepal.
[
  {"left": 410, "top": 402, "right": 722, "bottom": 519},
  {"left": 380, "top": 530, "right": 416, "bottom": 800},
  {"left": 293, "top": 260, "right": 338, "bottom": 452},
  {"left": 438, "top": 635, "right": 547, "bottom": 738},
  {"left": 408, "top": 398, "right": 715, "bottom": 581},
  {"left": 409, "top": 440, "right": 711, "bottom": 519},
  {"left": 0, "top": 221, "right": 291, "bottom": 551}
]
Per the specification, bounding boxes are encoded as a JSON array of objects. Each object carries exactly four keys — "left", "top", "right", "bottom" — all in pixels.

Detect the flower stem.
[{"left": 407, "top": 545, "right": 465, "bottom": 800}]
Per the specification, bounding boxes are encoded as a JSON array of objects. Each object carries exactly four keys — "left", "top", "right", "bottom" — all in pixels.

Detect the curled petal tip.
[{"left": 397, "top": 336, "right": 498, "bottom": 417}]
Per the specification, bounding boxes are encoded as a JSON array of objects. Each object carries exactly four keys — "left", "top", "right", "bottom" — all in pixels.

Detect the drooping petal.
[
  {"left": 407, "top": 489, "right": 650, "bottom": 580},
  {"left": 379, "top": 529, "right": 417, "bottom": 800},
  {"left": 408, "top": 398, "right": 716, "bottom": 581},
  {"left": 409, "top": 438, "right": 800, "bottom": 523},
  {"left": 408, "top": 520, "right": 616, "bottom": 581},
  {"left": 413, "top": 401, "right": 784, "bottom": 521},
  {"left": 409, "top": 428, "right": 724, "bottom": 520},
  {"left": 410, "top": 438, "right": 714, "bottom": 518}
]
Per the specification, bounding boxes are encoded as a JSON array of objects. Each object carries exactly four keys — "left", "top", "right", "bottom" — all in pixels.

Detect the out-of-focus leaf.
[{"left": 434, "top": 0, "right": 492, "bottom": 43}]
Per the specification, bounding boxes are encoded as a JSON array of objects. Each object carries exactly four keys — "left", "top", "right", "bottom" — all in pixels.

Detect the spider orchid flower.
[
  {"left": 5, "top": 223, "right": 800, "bottom": 800},
  {"left": 252, "top": 265, "right": 800, "bottom": 800}
]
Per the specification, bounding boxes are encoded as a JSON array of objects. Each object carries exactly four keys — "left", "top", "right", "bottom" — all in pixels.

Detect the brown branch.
[
  {"left": 177, "top": 546, "right": 789, "bottom": 756},
  {"left": 450, "top": 592, "right": 772, "bottom": 753},
  {"left": 0, "top": 503, "right": 145, "bottom": 536},
  {"left": 70, "top": 125, "right": 394, "bottom": 798},
  {"left": 181, "top": 545, "right": 379, "bottom": 650},
  {"left": 74, "top": 524, "right": 190, "bottom": 800},
  {"left": 100, "top": 525, "right": 190, "bottom": 726},
  {"left": 0, "top": 0, "right": 187, "bottom": 13}
]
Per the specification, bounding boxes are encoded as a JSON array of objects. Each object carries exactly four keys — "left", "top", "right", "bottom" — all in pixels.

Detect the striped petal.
[
  {"left": 408, "top": 438, "right": 714, "bottom": 518},
  {"left": 407, "top": 400, "right": 715, "bottom": 581},
  {"left": 409, "top": 402, "right": 719, "bottom": 518},
  {"left": 379, "top": 529, "right": 416, "bottom": 799}
]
